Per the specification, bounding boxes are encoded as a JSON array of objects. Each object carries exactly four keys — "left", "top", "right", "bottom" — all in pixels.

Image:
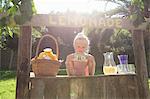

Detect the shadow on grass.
[{"left": 0, "top": 71, "right": 16, "bottom": 80}]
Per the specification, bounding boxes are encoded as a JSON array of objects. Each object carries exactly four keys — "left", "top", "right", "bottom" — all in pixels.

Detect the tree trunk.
[{"left": 9, "top": 49, "right": 14, "bottom": 70}]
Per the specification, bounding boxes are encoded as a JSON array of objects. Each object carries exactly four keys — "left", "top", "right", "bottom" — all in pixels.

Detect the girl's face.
[{"left": 74, "top": 39, "right": 88, "bottom": 53}]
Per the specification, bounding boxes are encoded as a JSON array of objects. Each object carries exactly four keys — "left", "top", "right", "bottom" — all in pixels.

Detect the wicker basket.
[{"left": 31, "top": 34, "right": 61, "bottom": 77}]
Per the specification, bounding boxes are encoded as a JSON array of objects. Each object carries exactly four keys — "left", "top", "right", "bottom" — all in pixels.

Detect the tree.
[
  {"left": 0, "top": 0, "right": 36, "bottom": 48},
  {"left": 0, "top": 0, "right": 36, "bottom": 69}
]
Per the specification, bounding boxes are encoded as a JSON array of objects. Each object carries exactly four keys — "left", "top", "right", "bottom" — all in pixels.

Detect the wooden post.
[
  {"left": 132, "top": 30, "right": 150, "bottom": 99},
  {"left": 143, "top": 0, "right": 150, "bottom": 77},
  {"left": 144, "top": 31, "right": 150, "bottom": 77},
  {"left": 16, "top": 26, "right": 32, "bottom": 99}
]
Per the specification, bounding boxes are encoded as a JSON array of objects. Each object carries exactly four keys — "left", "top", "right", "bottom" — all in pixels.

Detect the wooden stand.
[
  {"left": 16, "top": 14, "right": 150, "bottom": 99},
  {"left": 29, "top": 75, "right": 139, "bottom": 99}
]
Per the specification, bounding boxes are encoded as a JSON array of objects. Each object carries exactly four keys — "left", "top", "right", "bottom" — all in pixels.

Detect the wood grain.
[
  {"left": 23, "top": 14, "right": 146, "bottom": 30},
  {"left": 132, "top": 30, "right": 150, "bottom": 99},
  {"left": 30, "top": 75, "right": 139, "bottom": 99},
  {"left": 16, "top": 26, "right": 32, "bottom": 99}
]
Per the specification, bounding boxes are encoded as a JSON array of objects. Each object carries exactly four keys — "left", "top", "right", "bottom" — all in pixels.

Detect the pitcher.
[{"left": 103, "top": 52, "right": 117, "bottom": 75}]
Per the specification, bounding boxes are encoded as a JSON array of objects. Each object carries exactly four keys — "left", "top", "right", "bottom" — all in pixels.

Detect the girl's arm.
[
  {"left": 88, "top": 55, "right": 96, "bottom": 75},
  {"left": 65, "top": 54, "right": 74, "bottom": 76}
]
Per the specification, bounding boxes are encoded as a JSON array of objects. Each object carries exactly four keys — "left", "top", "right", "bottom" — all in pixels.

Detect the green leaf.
[
  {"left": 7, "top": 5, "right": 18, "bottom": 15},
  {"left": 6, "top": 26, "right": 13, "bottom": 37}
]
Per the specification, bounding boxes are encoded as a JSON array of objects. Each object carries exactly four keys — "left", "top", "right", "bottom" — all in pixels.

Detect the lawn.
[
  {"left": 0, "top": 71, "right": 16, "bottom": 99},
  {"left": 0, "top": 78, "right": 16, "bottom": 99},
  {"left": 0, "top": 70, "right": 150, "bottom": 99}
]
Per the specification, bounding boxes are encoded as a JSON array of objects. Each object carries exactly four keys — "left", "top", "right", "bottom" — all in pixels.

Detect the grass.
[
  {"left": 0, "top": 70, "right": 150, "bottom": 99},
  {"left": 0, "top": 71, "right": 16, "bottom": 99},
  {"left": 58, "top": 69, "right": 67, "bottom": 75},
  {"left": 0, "top": 78, "right": 16, "bottom": 99}
]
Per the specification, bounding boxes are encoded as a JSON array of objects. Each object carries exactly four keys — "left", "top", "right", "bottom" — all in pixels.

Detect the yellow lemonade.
[{"left": 103, "top": 66, "right": 117, "bottom": 75}]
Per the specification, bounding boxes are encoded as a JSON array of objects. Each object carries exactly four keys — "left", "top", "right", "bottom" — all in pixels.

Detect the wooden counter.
[{"left": 29, "top": 74, "right": 139, "bottom": 99}]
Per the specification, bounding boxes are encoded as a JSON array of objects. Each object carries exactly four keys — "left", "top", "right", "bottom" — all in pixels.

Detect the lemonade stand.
[{"left": 16, "top": 14, "right": 150, "bottom": 99}]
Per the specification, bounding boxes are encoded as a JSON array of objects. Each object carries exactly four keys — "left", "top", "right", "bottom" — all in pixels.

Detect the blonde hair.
[{"left": 73, "top": 32, "right": 90, "bottom": 53}]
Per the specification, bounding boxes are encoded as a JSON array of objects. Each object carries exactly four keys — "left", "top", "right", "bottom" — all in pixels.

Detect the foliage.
[
  {"left": 0, "top": 0, "right": 36, "bottom": 25},
  {"left": 107, "top": 29, "right": 134, "bottom": 63},
  {"left": 0, "top": 0, "right": 36, "bottom": 49},
  {"left": 0, "top": 27, "right": 19, "bottom": 49},
  {"left": 86, "top": 28, "right": 134, "bottom": 73},
  {"left": 108, "top": 29, "right": 132, "bottom": 53},
  {"left": 0, "top": 71, "right": 16, "bottom": 80},
  {"left": 103, "top": 0, "right": 147, "bottom": 27}
]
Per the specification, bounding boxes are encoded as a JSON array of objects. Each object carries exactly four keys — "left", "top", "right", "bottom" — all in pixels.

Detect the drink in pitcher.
[
  {"left": 103, "top": 52, "right": 117, "bottom": 75},
  {"left": 103, "top": 66, "right": 117, "bottom": 75}
]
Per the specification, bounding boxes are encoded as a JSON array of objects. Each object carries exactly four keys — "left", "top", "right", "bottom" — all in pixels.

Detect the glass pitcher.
[{"left": 103, "top": 52, "right": 117, "bottom": 75}]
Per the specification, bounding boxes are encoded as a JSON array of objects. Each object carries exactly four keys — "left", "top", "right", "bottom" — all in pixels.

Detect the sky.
[{"left": 33, "top": 0, "right": 119, "bottom": 14}]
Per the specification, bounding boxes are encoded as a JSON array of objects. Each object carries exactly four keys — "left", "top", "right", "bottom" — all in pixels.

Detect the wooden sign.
[{"left": 23, "top": 14, "right": 146, "bottom": 30}]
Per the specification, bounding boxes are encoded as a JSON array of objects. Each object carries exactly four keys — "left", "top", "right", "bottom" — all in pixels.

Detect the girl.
[{"left": 65, "top": 32, "right": 96, "bottom": 76}]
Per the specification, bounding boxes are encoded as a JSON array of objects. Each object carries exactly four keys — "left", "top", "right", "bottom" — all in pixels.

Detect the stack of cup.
[{"left": 117, "top": 55, "right": 128, "bottom": 74}]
